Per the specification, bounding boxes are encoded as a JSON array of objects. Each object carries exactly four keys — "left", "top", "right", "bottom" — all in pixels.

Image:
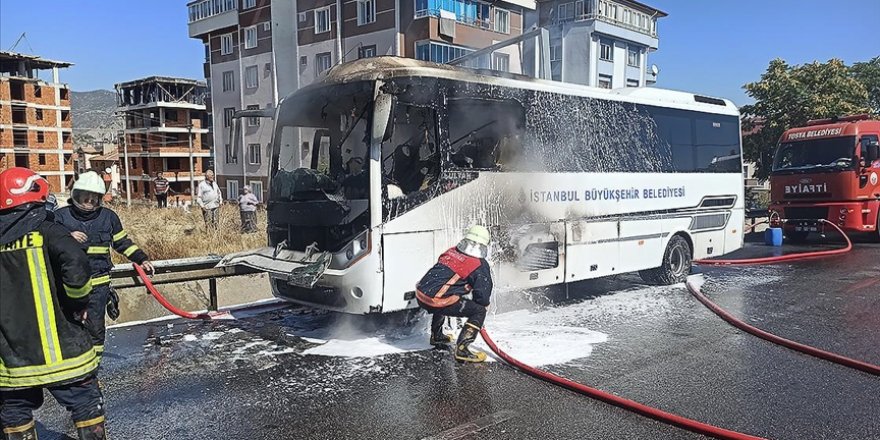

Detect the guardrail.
[{"left": 110, "top": 255, "right": 262, "bottom": 312}]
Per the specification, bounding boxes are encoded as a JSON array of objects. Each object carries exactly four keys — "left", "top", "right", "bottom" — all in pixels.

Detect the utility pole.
[
  {"left": 121, "top": 129, "right": 131, "bottom": 207},
  {"left": 187, "top": 123, "right": 196, "bottom": 201}
]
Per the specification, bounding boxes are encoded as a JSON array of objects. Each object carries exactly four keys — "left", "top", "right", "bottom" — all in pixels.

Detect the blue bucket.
[{"left": 764, "top": 227, "right": 783, "bottom": 246}]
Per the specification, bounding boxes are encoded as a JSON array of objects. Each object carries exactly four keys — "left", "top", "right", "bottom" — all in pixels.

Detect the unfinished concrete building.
[
  {"left": 115, "top": 77, "right": 211, "bottom": 203},
  {"left": 0, "top": 51, "right": 75, "bottom": 191}
]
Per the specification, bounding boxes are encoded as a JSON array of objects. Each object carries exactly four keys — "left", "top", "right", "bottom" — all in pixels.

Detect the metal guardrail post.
[{"left": 209, "top": 278, "right": 219, "bottom": 312}]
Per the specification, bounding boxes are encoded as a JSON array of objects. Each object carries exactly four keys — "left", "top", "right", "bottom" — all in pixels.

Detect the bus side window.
[{"left": 446, "top": 98, "right": 525, "bottom": 171}]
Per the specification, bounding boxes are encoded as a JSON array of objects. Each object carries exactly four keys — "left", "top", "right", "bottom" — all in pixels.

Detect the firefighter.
[
  {"left": 54, "top": 171, "right": 154, "bottom": 355},
  {"left": 416, "top": 225, "right": 493, "bottom": 363},
  {"left": 0, "top": 167, "right": 106, "bottom": 440}
]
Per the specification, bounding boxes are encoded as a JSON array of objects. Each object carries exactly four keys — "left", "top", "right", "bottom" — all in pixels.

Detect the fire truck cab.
[{"left": 769, "top": 114, "right": 880, "bottom": 241}]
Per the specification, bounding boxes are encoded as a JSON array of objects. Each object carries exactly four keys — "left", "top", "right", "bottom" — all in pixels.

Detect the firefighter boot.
[
  {"left": 454, "top": 322, "right": 487, "bottom": 363},
  {"left": 75, "top": 417, "right": 106, "bottom": 440},
  {"left": 3, "top": 420, "right": 38, "bottom": 440},
  {"left": 429, "top": 315, "right": 453, "bottom": 347}
]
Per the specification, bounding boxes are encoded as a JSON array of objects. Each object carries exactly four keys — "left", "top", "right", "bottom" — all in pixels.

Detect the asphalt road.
[{"left": 31, "top": 241, "right": 880, "bottom": 439}]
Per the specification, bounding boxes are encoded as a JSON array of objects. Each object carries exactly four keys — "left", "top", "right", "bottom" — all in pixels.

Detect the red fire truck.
[{"left": 769, "top": 114, "right": 880, "bottom": 241}]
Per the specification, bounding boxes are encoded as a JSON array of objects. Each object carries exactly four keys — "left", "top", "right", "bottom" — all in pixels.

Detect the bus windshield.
[
  {"left": 271, "top": 82, "right": 375, "bottom": 201},
  {"left": 772, "top": 136, "right": 857, "bottom": 173}
]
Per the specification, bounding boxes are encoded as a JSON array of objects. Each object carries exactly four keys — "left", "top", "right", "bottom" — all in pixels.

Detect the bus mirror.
[
  {"left": 867, "top": 143, "right": 880, "bottom": 163},
  {"left": 373, "top": 94, "right": 396, "bottom": 143}
]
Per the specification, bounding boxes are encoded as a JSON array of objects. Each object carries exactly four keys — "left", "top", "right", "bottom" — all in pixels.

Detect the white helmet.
[
  {"left": 458, "top": 225, "right": 491, "bottom": 259},
  {"left": 71, "top": 171, "right": 106, "bottom": 211}
]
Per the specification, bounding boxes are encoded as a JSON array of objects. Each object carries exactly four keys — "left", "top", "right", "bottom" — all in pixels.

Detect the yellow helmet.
[{"left": 465, "top": 225, "right": 490, "bottom": 246}]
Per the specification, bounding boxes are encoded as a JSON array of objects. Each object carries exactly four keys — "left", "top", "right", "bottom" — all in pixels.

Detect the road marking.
[{"left": 421, "top": 410, "right": 517, "bottom": 440}]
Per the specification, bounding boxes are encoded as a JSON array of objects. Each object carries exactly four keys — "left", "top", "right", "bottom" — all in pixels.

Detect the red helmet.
[{"left": 0, "top": 167, "right": 50, "bottom": 210}]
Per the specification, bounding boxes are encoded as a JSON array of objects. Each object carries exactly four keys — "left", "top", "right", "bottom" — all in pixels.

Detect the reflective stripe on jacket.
[
  {"left": 0, "top": 221, "right": 99, "bottom": 389},
  {"left": 54, "top": 206, "right": 148, "bottom": 283},
  {"left": 416, "top": 247, "right": 493, "bottom": 308}
]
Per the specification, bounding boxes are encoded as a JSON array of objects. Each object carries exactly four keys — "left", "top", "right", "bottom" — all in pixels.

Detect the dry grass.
[{"left": 110, "top": 203, "right": 267, "bottom": 263}]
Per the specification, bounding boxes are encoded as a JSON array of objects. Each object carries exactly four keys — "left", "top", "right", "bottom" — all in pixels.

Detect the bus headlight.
[{"left": 333, "top": 230, "right": 371, "bottom": 269}]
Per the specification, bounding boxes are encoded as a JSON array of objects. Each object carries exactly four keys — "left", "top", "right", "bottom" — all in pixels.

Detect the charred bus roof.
[{"left": 287, "top": 56, "right": 739, "bottom": 117}]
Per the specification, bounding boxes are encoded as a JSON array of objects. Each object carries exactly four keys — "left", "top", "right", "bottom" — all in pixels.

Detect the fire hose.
[
  {"left": 133, "top": 263, "right": 231, "bottom": 320},
  {"left": 684, "top": 279, "right": 880, "bottom": 376},
  {"left": 479, "top": 328, "right": 766, "bottom": 440},
  {"left": 694, "top": 219, "right": 852, "bottom": 266}
]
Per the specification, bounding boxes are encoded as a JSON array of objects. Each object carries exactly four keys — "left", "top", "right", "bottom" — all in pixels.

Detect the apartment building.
[
  {"left": 188, "top": 0, "right": 276, "bottom": 202},
  {"left": 0, "top": 51, "right": 74, "bottom": 191},
  {"left": 189, "top": 0, "right": 535, "bottom": 199},
  {"left": 525, "top": 0, "right": 666, "bottom": 87},
  {"left": 115, "top": 77, "right": 211, "bottom": 202}
]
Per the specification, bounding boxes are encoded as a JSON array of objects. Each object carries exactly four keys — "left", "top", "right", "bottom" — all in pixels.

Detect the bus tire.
[{"left": 639, "top": 235, "right": 692, "bottom": 285}]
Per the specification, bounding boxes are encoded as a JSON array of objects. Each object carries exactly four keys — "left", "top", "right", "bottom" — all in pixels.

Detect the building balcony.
[
  {"left": 187, "top": 0, "right": 238, "bottom": 38},
  {"left": 554, "top": 0, "right": 661, "bottom": 38}
]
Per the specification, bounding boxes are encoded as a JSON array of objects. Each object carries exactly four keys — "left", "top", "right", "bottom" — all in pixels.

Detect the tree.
[
  {"left": 851, "top": 56, "right": 880, "bottom": 115},
  {"left": 740, "top": 58, "right": 870, "bottom": 181}
]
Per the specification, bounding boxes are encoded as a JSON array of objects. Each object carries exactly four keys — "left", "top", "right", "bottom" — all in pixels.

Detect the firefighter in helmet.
[
  {"left": 0, "top": 167, "right": 107, "bottom": 439},
  {"left": 54, "top": 171, "right": 154, "bottom": 354},
  {"left": 416, "top": 225, "right": 493, "bottom": 362}
]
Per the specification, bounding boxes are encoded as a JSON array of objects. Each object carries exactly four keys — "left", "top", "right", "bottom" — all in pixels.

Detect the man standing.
[
  {"left": 153, "top": 172, "right": 170, "bottom": 208},
  {"left": 0, "top": 168, "right": 107, "bottom": 440},
  {"left": 197, "top": 170, "right": 222, "bottom": 229},
  {"left": 415, "top": 225, "right": 493, "bottom": 363},
  {"left": 237, "top": 185, "right": 259, "bottom": 233},
  {"left": 54, "top": 171, "right": 154, "bottom": 355}
]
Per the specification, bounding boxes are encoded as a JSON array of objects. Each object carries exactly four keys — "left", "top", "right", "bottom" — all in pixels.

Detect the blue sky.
[{"left": 1, "top": 0, "right": 878, "bottom": 106}]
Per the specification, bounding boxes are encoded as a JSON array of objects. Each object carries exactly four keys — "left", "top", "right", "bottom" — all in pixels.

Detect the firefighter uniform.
[
  {"left": 1, "top": 167, "right": 106, "bottom": 439},
  {"left": 54, "top": 205, "right": 148, "bottom": 353},
  {"left": 416, "top": 226, "right": 494, "bottom": 362}
]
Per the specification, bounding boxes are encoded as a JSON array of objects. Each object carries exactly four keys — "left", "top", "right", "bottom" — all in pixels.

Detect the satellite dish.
[{"left": 651, "top": 64, "right": 659, "bottom": 75}]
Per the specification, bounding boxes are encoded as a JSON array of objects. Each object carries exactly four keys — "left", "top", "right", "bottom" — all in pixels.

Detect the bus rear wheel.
[{"left": 639, "top": 235, "right": 692, "bottom": 285}]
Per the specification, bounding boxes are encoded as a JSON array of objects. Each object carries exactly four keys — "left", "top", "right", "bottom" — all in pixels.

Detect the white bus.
[{"left": 221, "top": 57, "right": 744, "bottom": 315}]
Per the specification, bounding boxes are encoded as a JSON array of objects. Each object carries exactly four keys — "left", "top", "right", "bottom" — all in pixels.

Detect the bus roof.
[
  {"left": 782, "top": 118, "right": 880, "bottom": 143},
  {"left": 301, "top": 56, "right": 740, "bottom": 117}
]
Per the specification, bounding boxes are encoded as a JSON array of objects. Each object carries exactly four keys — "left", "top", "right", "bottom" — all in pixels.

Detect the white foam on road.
[{"left": 298, "top": 283, "right": 678, "bottom": 366}]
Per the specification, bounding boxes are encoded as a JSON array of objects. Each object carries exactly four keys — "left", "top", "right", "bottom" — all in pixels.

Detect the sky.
[{"left": 1, "top": 0, "right": 878, "bottom": 106}]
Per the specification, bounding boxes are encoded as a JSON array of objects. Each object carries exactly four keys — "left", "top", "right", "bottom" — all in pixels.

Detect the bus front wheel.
[{"left": 639, "top": 235, "right": 692, "bottom": 285}]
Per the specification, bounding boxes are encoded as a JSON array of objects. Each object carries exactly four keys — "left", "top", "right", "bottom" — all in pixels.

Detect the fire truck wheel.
[
  {"left": 639, "top": 235, "right": 692, "bottom": 285},
  {"left": 785, "top": 230, "right": 809, "bottom": 243}
]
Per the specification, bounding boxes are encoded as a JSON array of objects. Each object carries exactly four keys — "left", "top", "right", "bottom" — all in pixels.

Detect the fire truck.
[{"left": 769, "top": 114, "right": 880, "bottom": 241}]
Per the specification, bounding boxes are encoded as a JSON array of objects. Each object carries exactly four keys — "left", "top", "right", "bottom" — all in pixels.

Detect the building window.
[
  {"left": 316, "top": 52, "right": 332, "bottom": 74},
  {"left": 627, "top": 47, "right": 640, "bottom": 67},
  {"left": 222, "top": 71, "right": 235, "bottom": 92},
  {"left": 246, "top": 105, "right": 260, "bottom": 126},
  {"left": 36, "top": 131, "right": 44, "bottom": 143},
  {"left": 626, "top": 78, "right": 639, "bottom": 88},
  {"left": 298, "top": 12, "right": 307, "bottom": 22},
  {"left": 550, "top": 42, "right": 562, "bottom": 62},
  {"left": 263, "top": 22, "right": 271, "bottom": 31},
  {"left": 414, "top": 0, "right": 491, "bottom": 27},
  {"left": 242, "top": 0, "right": 256, "bottom": 9},
  {"left": 492, "top": 53, "right": 510, "bottom": 72},
  {"left": 598, "top": 74, "right": 612, "bottom": 89},
  {"left": 314, "top": 7, "right": 331, "bottom": 34},
  {"left": 35, "top": 108, "right": 43, "bottom": 121},
  {"left": 415, "top": 41, "right": 475, "bottom": 64},
  {"left": 220, "top": 33, "right": 234, "bottom": 55},
  {"left": 130, "top": 158, "right": 137, "bottom": 169},
  {"left": 245, "top": 65, "right": 259, "bottom": 89},
  {"left": 38, "top": 154, "right": 46, "bottom": 165},
  {"left": 558, "top": 2, "right": 575, "bottom": 22},
  {"left": 244, "top": 26, "right": 258, "bottom": 49},
  {"left": 248, "top": 143, "right": 261, "bottom": 165},
  {"left": 223, "top": 107, "right": 235, "bottom": 128},
  {"left": 358, "top": 0, "right": 376, "bottom": 25},
  {"left": 225, "top": 143, "right": 238, "bottom": 164},
  {"left": 34, "top": 85, "right": 42, "bottom": 98},
  {"left": 494, "top": 8, "right": 509, "bottom": 33},
  {"left": 300, "top": 56, "right": 308, "bottom": 66},
  {"left": 600, "top": 40, "right": 613, "bottom": 61},
  {"left": 227, "top": 179, "right": 239, "bottom": 198},
  {"left": 250, "top": 181, "right": 264, "bottom": 201},
  {"left": 358, "top": 45, "right": 377, "bottom": 59}
]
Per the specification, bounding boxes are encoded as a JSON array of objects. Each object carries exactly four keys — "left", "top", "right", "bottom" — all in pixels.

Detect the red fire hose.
[
  {"left": 694, "top": 219, "right": 852, "bottom": 266},
  {"left": 133, "top": 263, "right": 231, "bottom": 320},
  {"left": 685, "top": 278, "right": 880, "bottom": 376},
  {"left": 479, "top": 329, "right": 766, "bottom": 440}
]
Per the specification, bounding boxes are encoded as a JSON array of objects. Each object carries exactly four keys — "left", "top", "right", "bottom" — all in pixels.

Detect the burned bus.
[{"left": 220, "top": 57, "right": 744, "bottom": 315}]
